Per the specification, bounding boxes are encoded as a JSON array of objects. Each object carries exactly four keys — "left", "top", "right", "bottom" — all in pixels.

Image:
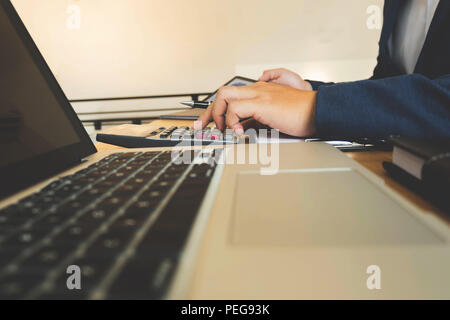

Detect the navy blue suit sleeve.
[
  {"left": 306, "top": 80, "right": 335, "bottom": 90},
  {"left": 315, "top": 74, "right": 450, "bottom": 138}
]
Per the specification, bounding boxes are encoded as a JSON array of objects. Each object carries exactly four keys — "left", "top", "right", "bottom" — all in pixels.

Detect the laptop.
[{"left": 1, "top": 1, "right": 449, "bottom": 299}]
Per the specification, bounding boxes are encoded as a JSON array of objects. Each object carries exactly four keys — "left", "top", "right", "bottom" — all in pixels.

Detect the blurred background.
[{"left": 11, "top": 0, "right": 383, "bottom": 135}]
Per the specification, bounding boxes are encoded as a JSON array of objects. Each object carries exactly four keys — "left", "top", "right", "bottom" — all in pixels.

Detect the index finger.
[
  {"left": 211, "top": 85, "right": 257, "bottom": 130},
  {"left": 195, "top": 104, "right": 214, "bottom": 130},
  {"left": 258, "top": 68, "right": 282, "bottom": 82}
]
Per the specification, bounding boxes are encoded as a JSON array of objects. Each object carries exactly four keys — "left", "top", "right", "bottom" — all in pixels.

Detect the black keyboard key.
[
  {"left": 0, "top": 247, "right": 21, "bottom": 269},
  {"left": 123, "top": 199, "right": 158, "bottom": 220},
  {"left": 107, "top": 254, "right": 177, "bottom": 299},
  {"left": 116, "top": 152, "right": 142, "bottom": 159},
  {"left": 74, "top": 208, "right": 114, "bottom": 228},
  {"left": 38, "top": 249, "right": 128, "bottom": 300},
  {"left": 1, "top": 227, "right": 54, "bottom": 249},
  {"left": 31, "top": 213, "right": 68, "bottom": 230},
  {"left": 86, "top": 231, "right": 131, "bottom": 257},
  {"left": 49, "top": 223, "right": 98, "bottom": 249},
  {"left": 56, "top": 201, "right": 86, "bottom": 215},
  {"left": 0, "top": 271, "right": 47, "bottom": 299},
  {"left": 127, "top": 177, "right": 148, "bottom": 186},
  {"left": 0, "top": 210, "right": 30, "bottom": 227},
  {"left": 159, "top": 126, "right": 177, "bottom": 139},
  {"left": 40, "top": 180, "right": 66, "bottom": 193},
  {"left": 108, "top": 215, "right": 142, "bottom": 233},
  {"left": 19, "top": 244, "right": 70, "bottom": 272},
  {"left": 114, "top": 184, "right": 142, "bottom": 196},
  {"left": 36, "top": 277, "right": 90, "bottom": 300}
]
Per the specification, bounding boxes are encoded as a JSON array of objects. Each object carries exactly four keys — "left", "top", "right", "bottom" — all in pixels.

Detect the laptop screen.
[{"left": 0, "top": 1, "right": 96, "bottom": 199}]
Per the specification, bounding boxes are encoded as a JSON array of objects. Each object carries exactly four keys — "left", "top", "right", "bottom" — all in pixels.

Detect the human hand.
[
  {"left": 195, "top": 81, "right": 317, "bottom": 137},
  {"left": 259, "top": 68, "right": 312, "bottom": 91}
]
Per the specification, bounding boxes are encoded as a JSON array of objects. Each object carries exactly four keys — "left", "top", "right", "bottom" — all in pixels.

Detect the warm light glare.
[
  {"left": 10, "top": 0, "right": 382, "bottom": 99},
  {"left": 66, "top": 3, "right": 81, "bottom": 30}
]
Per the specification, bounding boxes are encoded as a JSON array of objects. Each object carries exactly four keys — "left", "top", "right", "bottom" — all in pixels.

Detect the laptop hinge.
[{"left": 80, "top": 157, "right": 91, "bottom": 164}]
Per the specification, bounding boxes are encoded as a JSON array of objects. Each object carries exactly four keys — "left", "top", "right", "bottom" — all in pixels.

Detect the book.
[{"left": 383, "top": 137, "right": 450, "bottom": 212}]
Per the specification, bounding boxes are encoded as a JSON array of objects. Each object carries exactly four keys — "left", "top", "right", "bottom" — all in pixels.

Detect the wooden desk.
[{"left": 96, "top": 119, "right": 448, "bottom": 222}]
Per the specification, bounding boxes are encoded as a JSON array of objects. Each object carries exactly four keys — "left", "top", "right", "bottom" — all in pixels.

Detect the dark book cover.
[
  {"left": 383, "top": 161, "right": 450, "bottom": 213},
  {"left": 389, "top": 136, "right": 450, "bottom": 159},
  {"left": 384, "top": 137, "right": 450, "bottom": 213}
]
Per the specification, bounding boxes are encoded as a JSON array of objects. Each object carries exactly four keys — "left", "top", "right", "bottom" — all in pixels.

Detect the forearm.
[
  {"left": 306, "top": 80, "right": 336, "bottom": 91},
  {"left": 314, "top": 74, "right": 450, "bottom": 138}
]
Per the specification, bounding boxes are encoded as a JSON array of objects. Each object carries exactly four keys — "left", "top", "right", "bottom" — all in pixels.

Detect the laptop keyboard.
[{"left": 0, "top": 149, "right": 222, "bottom": 299}]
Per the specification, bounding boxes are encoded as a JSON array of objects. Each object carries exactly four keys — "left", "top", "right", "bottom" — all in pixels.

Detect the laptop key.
[
  {"left": 0, "top": 271, "right": 48, "bottom": 299},
  {"left": 1, "top": 227, "right": 54, "bottom": 248},
  {"left": 107, "top": 254, "right": 177, "bottom": 299}
]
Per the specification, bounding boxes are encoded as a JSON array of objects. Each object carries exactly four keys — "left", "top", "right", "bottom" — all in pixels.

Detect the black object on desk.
[
  {"left": 383, "top": 137, "right": 450, "bottom": 213},
  {"left": 305, "top": 138, "right": 392, "bottom": 152},
  {"left": 179, "top": 101, "right": 211, "bottom": 109},
  {"left": 159, "top": 115, "right": 199, "bottom": 120},
  {"left": 159, "top": 108, "right": 205, "bottom": 121}
]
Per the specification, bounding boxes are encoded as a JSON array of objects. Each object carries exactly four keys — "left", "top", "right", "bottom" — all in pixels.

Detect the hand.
[
  {"left": 259, "top": 68, "right": 312, "bottom": 91},
  {"left": 195, "top": 82, "right": 317, "bottom": 137}
]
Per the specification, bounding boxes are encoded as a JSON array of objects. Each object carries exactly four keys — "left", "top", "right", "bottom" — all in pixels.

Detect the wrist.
[
  {"left": 295, "top": 90, "right": 317, "bottom": 137},
  {"left": 303, "top": 80, "right": 313, "bottom": 91},
  {"left": 307, "top": 91, "right": 317, "bottom": 135}
]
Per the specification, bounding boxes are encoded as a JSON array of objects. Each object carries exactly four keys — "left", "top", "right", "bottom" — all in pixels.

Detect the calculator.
[
  {"left": 96, "top": 125, "right": 245, "bottom": 148},
  {"left": 148, "top": 125, "right": 243, "bottom": 144}
]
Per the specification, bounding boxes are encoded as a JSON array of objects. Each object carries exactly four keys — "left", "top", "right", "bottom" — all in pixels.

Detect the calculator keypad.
[{"left": 149, "top": 126, "right": 240, "bottom": 144}]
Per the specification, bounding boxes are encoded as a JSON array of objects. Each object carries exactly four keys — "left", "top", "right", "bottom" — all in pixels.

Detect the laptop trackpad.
[{"left": 232, "top": 169, "right": 442, "bottom": 246}]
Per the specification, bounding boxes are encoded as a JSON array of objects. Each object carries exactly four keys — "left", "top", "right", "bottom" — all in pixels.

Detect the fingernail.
[
  {"left": 234, "top": 126, "right": 244, "bottom": 136},
  {"left": 193, "top": 121, "right": 202, "bottom": 130}
]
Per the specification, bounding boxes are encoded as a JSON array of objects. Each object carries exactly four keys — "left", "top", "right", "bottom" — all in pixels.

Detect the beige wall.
[{"left": 11, "top": 0, "right": 383, "bottom": 115}]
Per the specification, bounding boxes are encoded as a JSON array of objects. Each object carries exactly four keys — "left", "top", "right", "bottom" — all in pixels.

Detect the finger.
[
  {"left": 211, "top": 86, "right": 256, "bottom": 130},
  {"left": 240, "top": 118, "right": 269, "bottom": 131},
  {"left": 240, "top": 118, "right": 258, "bottom": 131},
  {"left": 212, "top": 100, "right": 225, "bottom": 131},
  {"left": 268, "top": 78, "right": 286, "bottom": 86},
  {"left": 258, "top": 68, "right": 282, "bottom": 82},
  {"left": 225, "top": 99, "right": 259, "bottom": 134},
  {"left": 259, "top": 69, "right": 281, "bottom": 81},
  {"left": 195, "top": 105, "right": 213, "bottom": 130}
]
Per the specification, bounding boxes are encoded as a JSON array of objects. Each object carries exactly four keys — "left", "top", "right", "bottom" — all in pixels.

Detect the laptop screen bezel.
[{"left": 0, "top": 0, "right": 97, "bottom": 200}]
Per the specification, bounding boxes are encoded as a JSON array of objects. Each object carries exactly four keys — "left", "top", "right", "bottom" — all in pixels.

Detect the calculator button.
[{"left": 195, "top": 132, "right": 203, "bottom": 139}]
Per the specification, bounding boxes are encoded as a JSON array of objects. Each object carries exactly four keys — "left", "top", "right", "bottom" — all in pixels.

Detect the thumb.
[{"left": 258, "top": 69, "right": 281, "bottom": 82}]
